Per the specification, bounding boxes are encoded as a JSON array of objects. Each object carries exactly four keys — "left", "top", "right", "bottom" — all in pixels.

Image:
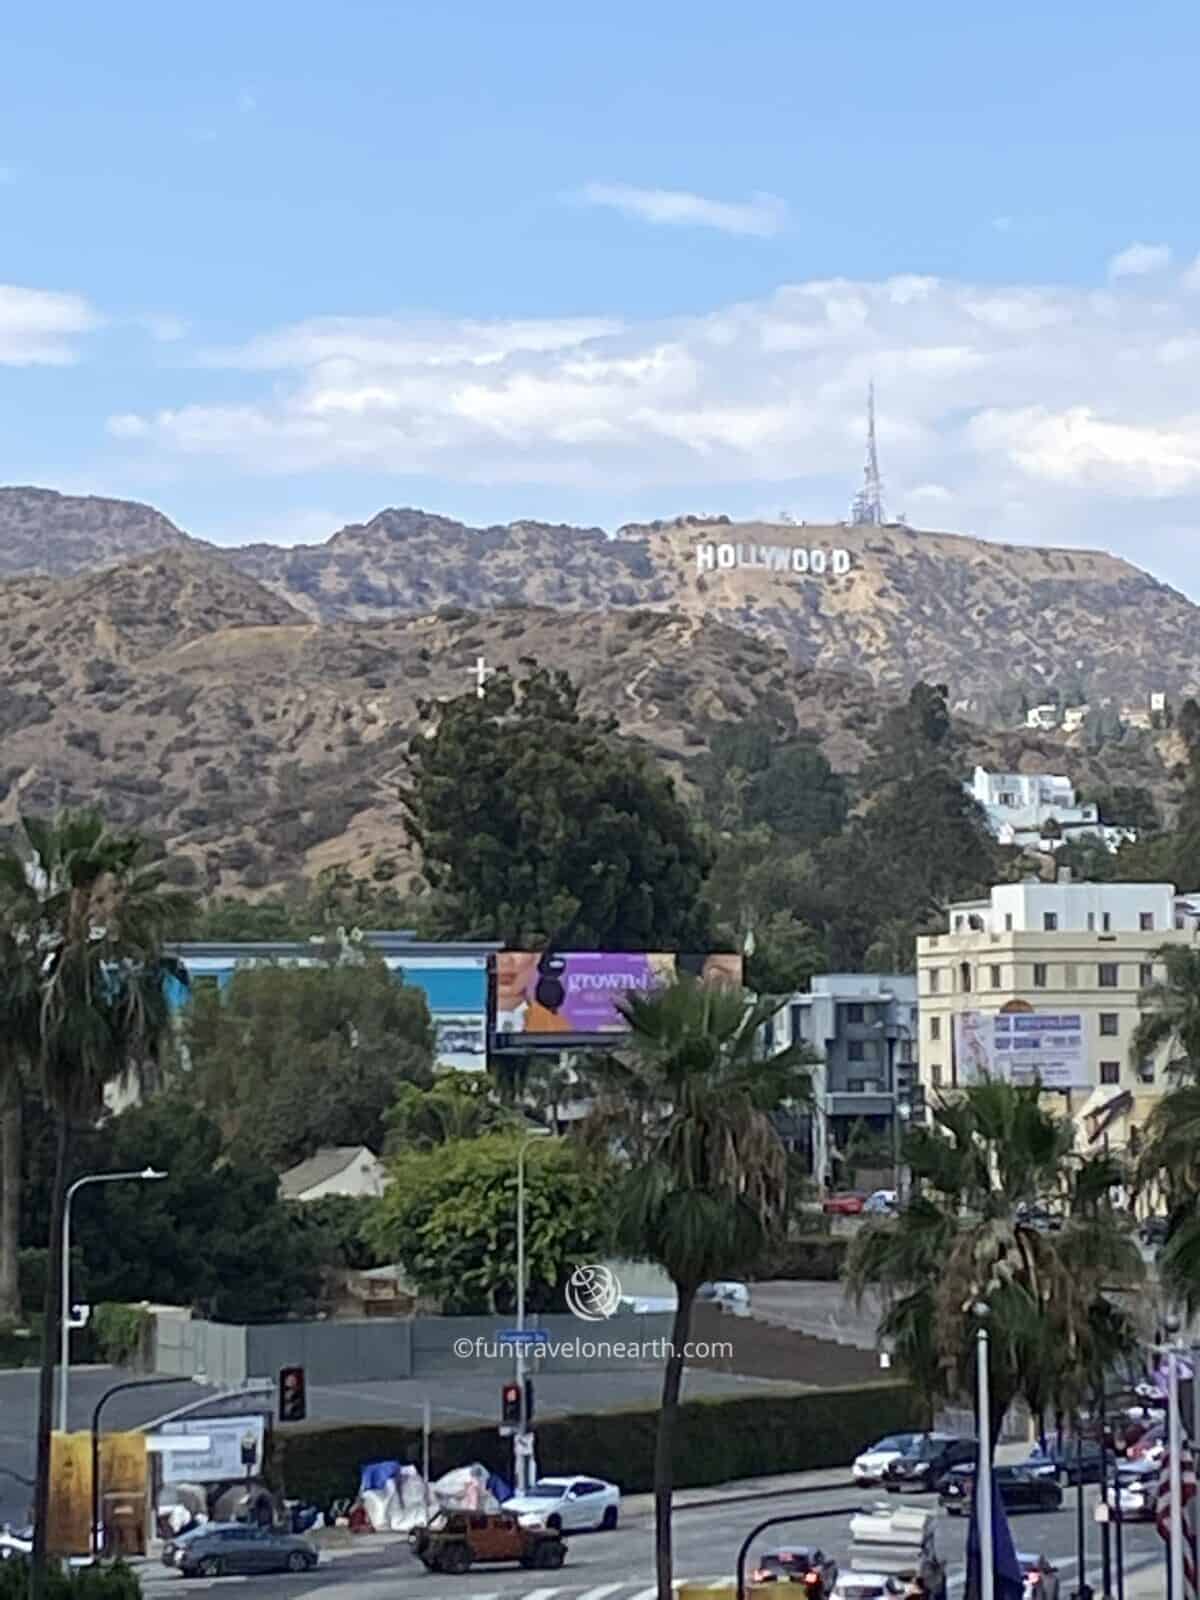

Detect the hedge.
[
  {"left": 749, "top": 1236, "right": 850, "bottom": 1281},
  {"left": 273, "top": 1382, "right": 926, "bottom": 1508}
]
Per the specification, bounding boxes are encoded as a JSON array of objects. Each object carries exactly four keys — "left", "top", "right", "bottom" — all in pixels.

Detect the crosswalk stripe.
[
  {"left": 577, "top": 1586, "right": 629, "bottom": 1600},
  {"left": 629, "top": 1588, "right": 659, "bottom": 1600},
  {"left": 519, "top": 1589, "right": 563, "bottom": 1600}
]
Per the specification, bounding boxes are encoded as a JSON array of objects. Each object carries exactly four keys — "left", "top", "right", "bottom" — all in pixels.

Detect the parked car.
[
  {"left": 503, "top": 1475, "right": 620, "bottom": 1531},
  {"left": 1106, "top": 1460, "right": 1159, "bottom": 1521},
  {"left": 863, "top": 1190, "right": 897, "bottom": 1216},
  {"left": 853, "top": 1433, "right": 926, "bottom": 1484},
  {"left": 1016, "top": 1203, "right": 1063, "bottom": 1234},
  {"left": 831, "top": 1574, "right": 905, "bottom": 1598},
  {"left": 1024, "top": 1438, "right": 1107, "bottom": 1484},
  {"left": 1019, "top": 1550, "right": 1061, "bottom": 1600},
  {"left": 1127, "top": 1424, "right": 1166, "bottom": 1462},
  {"left": 697, "top": 1280, "right": 751, "bottom": 1312},
  {"left": 1138, "top": 1216, "right": 1169, "bottom": 1248},
  {"left": 750, "top": 1545, "right": 839, "bottom": 1588},
  {"left": 409, "top": 1510, "right": 564, "bottom": 1574},
  {"left": 169, "top": 1524, "right": 318, "bottom": 1578},
  {"left": 882, "top": 1433, "right": 977, "bottom": 1493},
  {"left": 940, "top": 1464, "right": 1063, "bottom": 1515},
  {"left": 823, "top": 1192, "right": 867, "bottom": 1216}
]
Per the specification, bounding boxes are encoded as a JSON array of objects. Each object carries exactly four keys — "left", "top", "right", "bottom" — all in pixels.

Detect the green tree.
[
  {"left": 698, "top": 722, "right": 847, "bottom": 845},
  {"left": 0, "top": 810, "right": 189, "bottom": 1600},
  {"left": 384, "top": 1072, "right": 513, "bottom": 1152},
  {"left": 402, "top": 663, "right": 712, "bottom": 947},
  {"left": 847, "top": 1080, "right": 1142, "bottom": 1444},
  {"left": 1131, "top": 946, "right": 1200, "bottom": 1073},
  {"left": 69, "top": 1095, "right": 328, "bottom": 1318},
  {"left": 0, "top": 910, "right": 39, "bottom": 1324},
  {"left": 592, "top": 978, "right": 811, "bottom": 1600},
  {"left": 744, "top": 911, "right": 826, "bottom": 996},
  {"left": 1092, "top": 785, "right": 1161, "bottom": 834},
  {"left": 367, "top": 1132, "right": 610, "bottom": 1313},
  {"left": 181, "top": 956, "right": 435, "bottom": 1169}
]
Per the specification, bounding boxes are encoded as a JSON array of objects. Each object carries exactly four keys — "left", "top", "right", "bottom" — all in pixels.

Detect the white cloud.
[
  {"left": 578, "top": 182, "right": 788, "bottom": 238},
  {"left": 237, "top": 90, "right": 257, "bottom": 114},
  {"left": 0, "top": 284, "right": 100, "bottom": 365},
  {"left": 1108, "top": 241, "right": 1172, "bottom": 279},
  {"left": 104, "top": 270, "right": 1200, "bottom": 589}
]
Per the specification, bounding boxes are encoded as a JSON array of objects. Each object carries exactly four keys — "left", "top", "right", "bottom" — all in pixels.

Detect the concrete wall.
[{"left": 152, "top": 1311, "right": 247, "bottom": 1385}]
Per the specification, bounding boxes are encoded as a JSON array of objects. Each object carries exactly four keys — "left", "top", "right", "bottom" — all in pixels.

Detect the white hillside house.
[{"left": 966, "top": 766, "right": 1133, "bottom": 854}]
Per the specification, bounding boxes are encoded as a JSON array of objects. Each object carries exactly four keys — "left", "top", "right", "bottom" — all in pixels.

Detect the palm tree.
[
  {"left": 846, "top": 1078, "right": 1143, "bottom": 1446},
  {"left": 0, "top": 915, "right": 41, "bottom": 1324},
  {"left": 1131, "top": 945, "right": 1200, "bottom": 1076},
  {"left": 0, "top": 810, "right": 190, "bottom": 1600},
  {"left": 593, "top": 978, "right": 811, "bottom": 1600}
]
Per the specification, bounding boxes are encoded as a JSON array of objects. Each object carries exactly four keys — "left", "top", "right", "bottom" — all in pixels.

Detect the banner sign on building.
[
  {"left": 492, "top": 952, "right": 742, "bottom": 1048},
  {"left": 954, "top": 1009, "right": 1089, "bottom": 1089},
  {"left": 47, "top": 1432, "right": 92, "bottom": 1557},
  {"left": 156, "top": 1415, "right": 265, "bottom": 1484}
]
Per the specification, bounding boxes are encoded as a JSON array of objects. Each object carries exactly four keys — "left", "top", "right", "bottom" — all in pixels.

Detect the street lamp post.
[
  {"left": 515, "top": 1126, "right": 550, "bottom": 1494},
  {"left": 60, "top": 1168, "right": 167, "bottom": 1434},
  {"left": 975, "top": 1303, "right": 995, "bottom": 1600}
]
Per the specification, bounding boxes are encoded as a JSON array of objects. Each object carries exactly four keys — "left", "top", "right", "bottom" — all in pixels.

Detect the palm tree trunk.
[
  {"left": 29, "top": 1112, "right": 69, "bottom": 1600},
  {"left": 654, "top": 1283, "right": 696, "bottom": 1600},
  {"left": 0, "top": 1082, "right": 21, "bottom": 1324}
]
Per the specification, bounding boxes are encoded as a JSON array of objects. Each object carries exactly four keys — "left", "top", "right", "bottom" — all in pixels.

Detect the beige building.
[{"left": 916, "top": 879, "right": 1200, "bottom": 1152}]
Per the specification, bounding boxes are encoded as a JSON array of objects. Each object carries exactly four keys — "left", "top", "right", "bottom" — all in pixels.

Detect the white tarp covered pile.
[
  {"left": 357, "top": 1461, "right": 503, "bottom": 1532},
  {"left": 848, "top": 1504, "right": 938, "bottom": 1575}
]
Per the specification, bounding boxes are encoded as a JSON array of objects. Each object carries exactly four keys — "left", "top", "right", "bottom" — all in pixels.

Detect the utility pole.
[{"left": 976, "top": 1304, "right": 995, "bottom": 1600}]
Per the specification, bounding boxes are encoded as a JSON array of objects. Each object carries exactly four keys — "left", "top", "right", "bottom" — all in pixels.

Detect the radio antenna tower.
[{"left": 850, "top": 381, "right": 885, "bottom": 526}]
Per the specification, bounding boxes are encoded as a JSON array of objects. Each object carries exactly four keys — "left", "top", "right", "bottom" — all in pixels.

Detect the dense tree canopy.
[
  {"left": 402, "top": 663, "right": 713, "bottom": 948},
  {"left": 180, "top": 955, "right": 434, "bottom": 1169}
]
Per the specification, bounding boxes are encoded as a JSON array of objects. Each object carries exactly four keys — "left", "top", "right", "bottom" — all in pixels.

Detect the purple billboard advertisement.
[{"left": 492, "top": 951, "right": 742, "bottom": 1044}]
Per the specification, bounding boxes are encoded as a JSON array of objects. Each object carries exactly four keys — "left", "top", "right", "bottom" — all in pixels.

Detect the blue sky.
[{"left": 5, "top": 0, "right": 1200, "bottom": 590}]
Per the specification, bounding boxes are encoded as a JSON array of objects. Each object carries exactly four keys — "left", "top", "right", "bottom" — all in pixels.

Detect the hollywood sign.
[{"left": 695, "top": 541, "right": 852, "bottom": 577}]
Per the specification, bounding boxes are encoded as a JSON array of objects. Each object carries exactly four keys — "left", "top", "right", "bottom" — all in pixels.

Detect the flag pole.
[{"left": 1171, "top": 1343, "right": 1185, "bottom": 1600}]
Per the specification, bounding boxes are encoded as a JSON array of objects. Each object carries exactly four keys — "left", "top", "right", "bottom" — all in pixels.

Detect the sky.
[{"left": 6, "top": 1, "right": 1200, "bottom": 592}]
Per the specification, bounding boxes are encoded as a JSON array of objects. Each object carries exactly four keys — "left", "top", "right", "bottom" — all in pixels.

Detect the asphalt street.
[
  {"left": 0, "top": 1364, "right": 804, "bottom": 1527},
  {"left": 131, "top": 1479, "right": 1166, "bottom": 1600}
]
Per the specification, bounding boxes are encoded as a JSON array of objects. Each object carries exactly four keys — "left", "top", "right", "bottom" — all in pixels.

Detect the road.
[
  {"left": 0, "top": 1364, "right": 804, "bottom": 1528},
  {"left": 132, "top": 1479, "right": 1165, "bottom": 1600}
]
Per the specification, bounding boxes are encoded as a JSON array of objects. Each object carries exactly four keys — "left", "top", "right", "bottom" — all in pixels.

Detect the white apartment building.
[
  {"left": 966, "top": 766, "right": 1133, "bottom": 853},
  {"left": 917, "top": 880, "right": 1200, "bottom": 1153}
]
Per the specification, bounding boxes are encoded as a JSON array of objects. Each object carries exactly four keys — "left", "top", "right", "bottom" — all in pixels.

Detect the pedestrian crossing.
[{"left": 449, "top": 1581, "right": 728, "bottom": 1600}]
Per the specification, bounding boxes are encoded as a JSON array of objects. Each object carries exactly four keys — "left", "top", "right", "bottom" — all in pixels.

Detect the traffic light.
[
  {"left": 278, "top": 1365, "right": 306, "bottom": 1423},
  {"left": 501, "top": 1382, "right": 521, "bottom": 1426}
]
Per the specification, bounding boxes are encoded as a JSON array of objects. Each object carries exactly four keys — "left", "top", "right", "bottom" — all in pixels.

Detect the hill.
[
  {"left": 0, "top": 546, "right": 1183, "bottom": 898},
  {"left": 0, "top": 487, "right": 197, "bottom": 577}
]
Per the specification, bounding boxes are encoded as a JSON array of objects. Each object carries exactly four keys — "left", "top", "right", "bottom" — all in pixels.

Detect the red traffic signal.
[
  {"left": 501, "top": 1382, "right": 521, "bottom": 1426},
  {"left": 279, "top": 1365, "right": 306, "bottom": 1423}
]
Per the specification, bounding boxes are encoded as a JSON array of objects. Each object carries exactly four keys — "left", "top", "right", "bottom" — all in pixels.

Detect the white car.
[
  {"left": 863, "top": 1190, "right": 898, "bottom": 1216},
  {"left": 832, "top": 1574, "right": 905, "bottom": 1598},
  {"left": 505, "top": 1475, "right": 620, "bottom": 1532},
  {"left": 1107, "top": 1460, "right": 1158, "bottom": 1521},
  {"left": 698, "top": 1280, "right": 751, "bottom": 1313},
  {"left": 852, "top": 1433, "right": 925, "bottom": 1484}
]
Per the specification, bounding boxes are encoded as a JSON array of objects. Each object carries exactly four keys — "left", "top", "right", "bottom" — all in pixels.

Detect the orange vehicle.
[{"left": 409, "top": 1510, "right": 566, "bottom": 1575}]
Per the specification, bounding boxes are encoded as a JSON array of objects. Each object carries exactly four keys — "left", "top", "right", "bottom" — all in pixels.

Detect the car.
[
  {"left": 698, "top": 1280, "right": 751, "bottom": 1312},
  {"left": 939, "top": 1464, "right": 1063, "bottom": 1515},
  {"left": 823, "top": 1192, "right": 867, "bottom": 1216},
  {"left": 502, "top": 1475, "right": 620, "bottom": 1532},
  {"left": 1019, "top": 1551, "right": 1061, "bottom": 1600},
  {"left": 408, "top": 1510, "right": 564, "bottom": 1574},
  {"left": 863, "top": 1190, "right": 897, "bottom": 1216},
  {"left": 853, "top": 1433, "right": 926, "bottom": 1484},
  {"left": 1024, "top": 1438, "right": 1106, "bottom": 1484},
  {"left": 1106, "top": 1460, "right": 1159, "bottom": 1521},
  {"left": 830, "top": 1574, "right": 905, "bottom": 1598},
  {"left": 1138, "top": 1216, "right": 1169, "bottom": 1248},
  {"left": 1127, "top": 1423, "right": 1166, "bottom": 1461},
  {"left": 750, "top": 1544, "right": 839, "bottom": 1589},
  {"left": 171, "top": 1524, "right": 318, "bottom": 1578},
  {"left": 1016, "top": 1203, "right": 1063, "bottom": 1234},
  {"left": 881, "top": 1433, "right": 977, "bottom": 1493}
]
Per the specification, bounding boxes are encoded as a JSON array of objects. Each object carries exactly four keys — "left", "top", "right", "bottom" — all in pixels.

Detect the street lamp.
[
  {"left": 60, "top": 1167, "right": 167, "bottom": 1434},
  {"left": 515, "top": 1125, "right": 551, "bottom": 1494},
  {"left": 974, "top": 1302, "right": 995, "bottom": 1600}
]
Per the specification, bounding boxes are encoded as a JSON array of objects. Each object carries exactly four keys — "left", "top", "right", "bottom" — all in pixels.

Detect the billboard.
[
  {"left": 954, "top": 1009, "right": 1088, "bottom": 1090},
  {"left": 48, "top": 1432, "right": 92, "bottom": 1557},
  {"left": 156, "top": 1415, "right": 265, "bottom": 1485},
  {"left": 492, "top": 952, "right": 742, "bottom": 1047}
]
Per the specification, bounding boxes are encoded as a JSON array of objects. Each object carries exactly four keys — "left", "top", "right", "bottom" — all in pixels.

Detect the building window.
[
  {"left": 990, "top": 965, "right": 1002, "bottom": 989},
  {"left": 1043, "top": 911, "right": 1058, "bottom": 931},
  {"left": 1100, "top": 1060, "right": 1120, "bottom": 1086},
  {"left": 790, "top": 1004, "right": 805, "bottom": 1044},
  {"left": 1099, "top": 963, "right": 1119, "bottom": 988},
  {"left": 1102, "top": 912, "right": 1112, "bottom": 932},
  {"left": 845, "top": 1003, "right": 864, "bottom": 1024},
  {"left": 1138, "top": 1058, "right": 1155, "bottom": 1085},
  {"left": 1064, "top": 963, "right": 1078, "bottom": 988},
  {"left": 1099, "top": 1013, "right": 1119, "bottom": 1037},
  {"left": 1033, "top": 963, "right": 1048, "bottom": 988},
  {"left": 1140, "top": 963, "right": 1154, "bottom": 990},
  {"left": 1004, "top": 913, "right": 1013, "bottom": 932},
  {"left": 960, "top": 961, "right": 972, "bottom": 992},
  {"left": 847, "top": 1078, "right": 869, "bottom": 1093},
  {"left": 930, "top": 1016, "right": 942, "bottom": 1041},
  {"left": 932, "top": 1063, "right": 944, "bottom": 1088},
  {"left": 929, "top": 968, "right": 940, "bottom": 994},
  {"left": 1087, "top": 912, "right": 1096, "bottom": 931},
  {"left": 1140, "top": 912, "right": 1155, "bottom": 932},
  {"left": 847, "top": 1040, "right": 865, "bottom": 1062}
]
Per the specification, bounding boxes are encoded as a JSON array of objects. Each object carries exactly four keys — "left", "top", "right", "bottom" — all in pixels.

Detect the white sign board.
[
  {"left": 954, "top": 1010, "right": 1089, "bottom": 1090},
  {"left": 155, "top": 1414, "right": 265, "bottom": 1484}
]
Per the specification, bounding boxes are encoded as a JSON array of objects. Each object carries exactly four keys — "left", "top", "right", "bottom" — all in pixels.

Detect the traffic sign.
[{"left": 498, "top": 1329, "right": 549, "bottom": 1345}]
